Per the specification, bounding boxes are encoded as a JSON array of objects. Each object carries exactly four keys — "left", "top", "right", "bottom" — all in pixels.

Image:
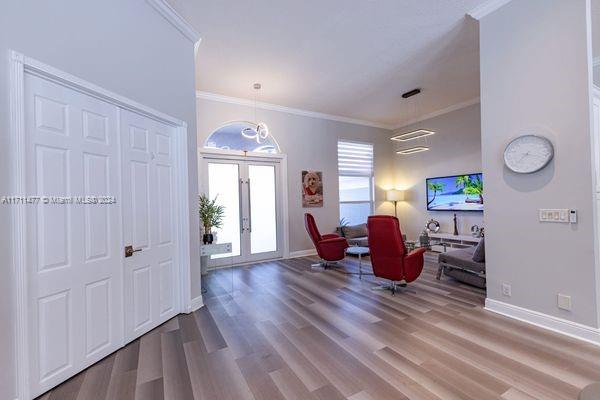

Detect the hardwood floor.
[{"left": 37, "top": 256, "right": 600, "bottom": 400}]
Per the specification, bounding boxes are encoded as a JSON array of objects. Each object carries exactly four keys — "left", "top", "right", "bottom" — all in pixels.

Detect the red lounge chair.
[
  {"left": 304, "top": 213, "right": 348, "bottom": 268},
  {"left": 367, "top": 215, "right": 426, "bottom": 294}
]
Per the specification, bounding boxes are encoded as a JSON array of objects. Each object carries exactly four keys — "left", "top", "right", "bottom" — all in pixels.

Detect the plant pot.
[{"left": 203, "top": 233, "right": 214, "bottom": 244}]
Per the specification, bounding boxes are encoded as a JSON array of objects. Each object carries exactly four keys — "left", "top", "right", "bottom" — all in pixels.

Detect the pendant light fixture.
[
  {"left": 391, "top": 88, "right": 435, "bottom": 154},
  {"left": 396, "top": 146, "right": 429, "bottom": 155},
  {"left": 241, "top": 83, "right": 270, "bottom": 143}
]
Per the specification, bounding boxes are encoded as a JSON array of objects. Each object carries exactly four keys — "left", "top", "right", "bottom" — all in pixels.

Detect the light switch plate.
[{"left": 539, "top": 209, "right": 571, "bottom": 223}]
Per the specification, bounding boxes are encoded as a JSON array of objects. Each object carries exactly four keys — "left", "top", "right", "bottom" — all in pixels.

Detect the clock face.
[{"left": 503, "top": 135, "right": 554, "bottom": 174}]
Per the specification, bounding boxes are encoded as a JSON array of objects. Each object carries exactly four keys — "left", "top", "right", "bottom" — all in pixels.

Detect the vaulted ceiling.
[{"left": 168, "top": 0, "right": 488, "bottom": 128}]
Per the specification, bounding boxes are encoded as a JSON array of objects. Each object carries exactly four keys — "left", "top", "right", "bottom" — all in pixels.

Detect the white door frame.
[
  {"left": 9, "top": 51, "right": 192, "bottom": 400},
  {"left": 198, "top": 148, "right": 290, "bottom": 262}
]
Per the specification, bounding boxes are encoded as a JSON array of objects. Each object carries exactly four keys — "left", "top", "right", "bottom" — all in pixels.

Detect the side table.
[{"left": 345, "top": 246, "right": 370, "bottom": 280}]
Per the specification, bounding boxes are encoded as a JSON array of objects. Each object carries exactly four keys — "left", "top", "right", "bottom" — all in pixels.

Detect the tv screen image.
[{"left": 426, "top": 173, "right": 483, "bottom": 211}]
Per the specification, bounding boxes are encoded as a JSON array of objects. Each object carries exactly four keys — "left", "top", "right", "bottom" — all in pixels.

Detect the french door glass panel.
[
  {"left": 208, "top": 163, "right": 241, "bottom": 259},
  {"left": 203, "top": 157, "right": 282, "bottom": 267},
  {"left": 249, "top": 165, "right": 277, "bottom": 254}
]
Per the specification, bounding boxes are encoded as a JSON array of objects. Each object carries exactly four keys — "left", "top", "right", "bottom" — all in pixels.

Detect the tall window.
[{"left": 337, "top": 140, "right": 374, "bottom": 225}]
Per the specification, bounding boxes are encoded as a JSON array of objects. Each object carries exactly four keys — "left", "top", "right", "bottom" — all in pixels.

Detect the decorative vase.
[{"left": 203, "top": 233, "right": 214, "bottom": 244}]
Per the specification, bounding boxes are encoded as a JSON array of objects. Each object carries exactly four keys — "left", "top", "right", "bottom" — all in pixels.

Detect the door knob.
[{"left": 124, "top": 245, "right": 142, "bottom": 258}]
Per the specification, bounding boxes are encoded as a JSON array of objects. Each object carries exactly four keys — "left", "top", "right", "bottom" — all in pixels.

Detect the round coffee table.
[{"left": 345, "top": 246, "right": 370, "bottom": 279}]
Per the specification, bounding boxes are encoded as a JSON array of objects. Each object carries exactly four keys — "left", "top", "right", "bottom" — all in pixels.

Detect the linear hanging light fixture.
[
  {"left": 390, "top": 129, "right": 435, "bottom": 142},
  {"left": 396, "top": 146, "right": 429, "bottom": 155},
  {"left": 392, "top": 88, "right": 435, "bottom": 154}
]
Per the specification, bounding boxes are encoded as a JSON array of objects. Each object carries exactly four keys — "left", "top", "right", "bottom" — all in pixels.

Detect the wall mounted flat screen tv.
[{"left": 426, "top": 173, "right": 483, "bottom": 212}]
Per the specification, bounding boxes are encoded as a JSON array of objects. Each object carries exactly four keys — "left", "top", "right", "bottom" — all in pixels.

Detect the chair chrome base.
[{"left": 370, "top": 280, "right": 410, "bottom": 295}]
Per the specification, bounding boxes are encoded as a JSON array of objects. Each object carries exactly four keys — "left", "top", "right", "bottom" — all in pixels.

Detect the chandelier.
[{"left": 241, "top": 83, "right": 270, "bottom": 143}]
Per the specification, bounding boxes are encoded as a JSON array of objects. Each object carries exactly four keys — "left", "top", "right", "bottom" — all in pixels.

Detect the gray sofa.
[
  {"left": 335, "top": 222, "right": 407, "bottom": 248},
  {"left": 336, "top": 223, "right": 369, "bottom": 247},
  {"left": 437, "top": 238, "right": 486, "bottom": 288}
]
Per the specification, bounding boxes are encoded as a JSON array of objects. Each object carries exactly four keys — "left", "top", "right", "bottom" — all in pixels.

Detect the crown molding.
[
  {"left": 391, "top": 97, "right": 480, "bottom": 131},
  {"left": 467, "top": 0, "right": 513, "bottom": 20},
  {"left": 196, "top": 91, "right": 394, "bottom": 130},
  {"left": 146, "top": 0, "right": 201, "bottom": 43}
]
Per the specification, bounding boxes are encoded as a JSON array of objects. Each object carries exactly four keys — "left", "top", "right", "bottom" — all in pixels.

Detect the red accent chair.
[
  {"left": 367, "top": 215, "right": 426, "bottom": 294},
  {"left": 304, "top": 213, "right": 348, "bottom": 267}
]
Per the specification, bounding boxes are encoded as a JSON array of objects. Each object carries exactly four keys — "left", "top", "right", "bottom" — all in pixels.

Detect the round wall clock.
[{"left": 503, "top": 135, "right": 554, "bottom": 174}]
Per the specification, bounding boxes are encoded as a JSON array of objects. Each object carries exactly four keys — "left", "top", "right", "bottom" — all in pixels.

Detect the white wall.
[
  {"left": 394, "top": 104, "right": 483, "bottom": 240},
  {"left": 480, "top": 0, "right": 599, "bottom": 327},
  {"left": 0, "top": 1, "right": 199, "bottom": 398},
  {"left": 196, "top": 97, "right": 396, "bottom": 253}
]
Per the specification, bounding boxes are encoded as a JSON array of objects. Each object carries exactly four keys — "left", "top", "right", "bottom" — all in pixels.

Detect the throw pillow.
[
  {"left": 342, "top": 223, "right": 368, "bottom": 239},
  {"left": 472, "top": 237, "right": 485, "bottom": 263}
]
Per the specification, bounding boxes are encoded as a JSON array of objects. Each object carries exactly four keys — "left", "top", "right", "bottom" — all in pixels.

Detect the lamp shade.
[{"left": 386, "top": 189, "right": 405, "bottom": 202}]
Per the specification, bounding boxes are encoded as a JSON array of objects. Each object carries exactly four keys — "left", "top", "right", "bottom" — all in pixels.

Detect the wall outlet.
[
  {"left": 557, "top": 294, "right": 572, "bottom": 311},
  {"left": 502, "top": 283, "right": 512, "bottom": 297}
]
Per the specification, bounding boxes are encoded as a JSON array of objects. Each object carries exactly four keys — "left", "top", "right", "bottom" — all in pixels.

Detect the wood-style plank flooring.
[{"left": 37, "top": 256, "right": 600, "bottom": 400}]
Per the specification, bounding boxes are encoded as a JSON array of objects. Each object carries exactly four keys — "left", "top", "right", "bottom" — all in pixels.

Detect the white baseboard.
[
  {"left": 288, "top": 249, "right": 317, "bottom": 258},
  {"left": 485, "top": 298, "right": 600, "bottom": 346},
  {"left": 189, "top": 295, "right": 204, "bottom": 312}
]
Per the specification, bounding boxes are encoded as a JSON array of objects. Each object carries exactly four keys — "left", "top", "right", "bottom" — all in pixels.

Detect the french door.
[{"left": 201, "top": 156, "right": 283, "bottom": 267}]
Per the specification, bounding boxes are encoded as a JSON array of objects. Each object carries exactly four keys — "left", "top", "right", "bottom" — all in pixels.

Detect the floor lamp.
[{"left": 386, "top": 189, "right": 405, "bottom": 218}]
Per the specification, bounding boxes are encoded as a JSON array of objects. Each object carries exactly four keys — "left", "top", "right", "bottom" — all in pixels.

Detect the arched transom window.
[{"left": 204, "top": 121, "right": 280, "bottom": 154}]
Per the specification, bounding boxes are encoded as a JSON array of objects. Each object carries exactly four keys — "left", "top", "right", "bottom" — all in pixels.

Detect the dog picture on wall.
[{"left": 302, "top": 170, "right": 323, "bottom": 207}]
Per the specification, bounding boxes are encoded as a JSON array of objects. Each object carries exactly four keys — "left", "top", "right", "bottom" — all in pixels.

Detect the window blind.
[{"left": 337, "top": 141, "right": 373, "bottom": 176}]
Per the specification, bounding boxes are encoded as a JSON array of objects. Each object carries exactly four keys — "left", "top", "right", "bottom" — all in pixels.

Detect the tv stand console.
[{"left": 427, "top": 232, "right": 480, "bottom": 253}]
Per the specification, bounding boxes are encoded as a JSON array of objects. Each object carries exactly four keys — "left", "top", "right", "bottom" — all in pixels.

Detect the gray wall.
[
  {"left": 393, "top": 104, "right": 483, "bottom": 240},
  {"left": 0, "top": 1, "right": 199, "bottom": 398},
  {"left": 480, "top": 0, "right": 598, "bottom": 327},
  {"left": 196, "top": 98, "right": 395, "bottom": 253}
]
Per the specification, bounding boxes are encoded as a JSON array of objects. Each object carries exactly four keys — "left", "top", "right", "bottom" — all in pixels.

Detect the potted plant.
[
  {"left": 336, "top": 217, "right": 350, "bottom": 237},
  {"left": 199, "top": 194, "right": 225, "bottom": 244}
]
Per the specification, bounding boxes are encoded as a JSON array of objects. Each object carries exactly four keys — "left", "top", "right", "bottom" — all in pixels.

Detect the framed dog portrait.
[{"left": 302, "top": 170, "right": 323, "bottom": 207}]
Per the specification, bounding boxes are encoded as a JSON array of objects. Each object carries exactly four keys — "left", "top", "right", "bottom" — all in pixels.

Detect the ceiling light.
[
  {"left": 241, "top": 83, "right": 270, "bottom": 143},
  {"left": 392, "top": 88, "right": 435, "bottom": 151},
  {"left": 241, "top": 122, "right": 270, "bottom": 143},
  {"left": 390, "top": 129, "right": 435, "bottom": 142},
  {"left": 396, "top": 146, "right": 429, "bottom": 155}
]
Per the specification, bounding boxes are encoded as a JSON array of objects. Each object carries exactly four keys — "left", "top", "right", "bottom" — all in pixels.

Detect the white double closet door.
[
  {"left": 201, "top": 156, "right": 283, "bottom": 267},
  {"left": 24, "top": 73, "right": 181, "bottom": 397}
]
